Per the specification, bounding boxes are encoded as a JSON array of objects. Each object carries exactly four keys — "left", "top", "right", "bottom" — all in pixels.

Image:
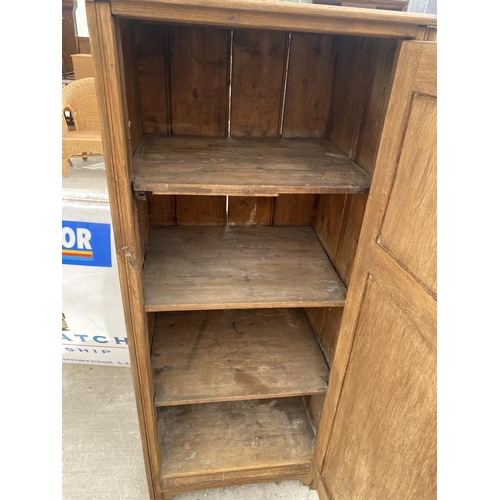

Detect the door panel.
[
  {"left": 314, "top": 41, "right": 437, "bottom": 500},
  {"left": 378, "top": 94, "right": 437, "bottom": 296},
  {"left": 323, "top": 277, "right": 436, "bottom": 499}
]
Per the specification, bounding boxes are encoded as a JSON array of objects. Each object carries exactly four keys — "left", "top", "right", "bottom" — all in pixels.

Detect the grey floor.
[{"left": 62, "top": 363, "right": 320, "bottom": 500}]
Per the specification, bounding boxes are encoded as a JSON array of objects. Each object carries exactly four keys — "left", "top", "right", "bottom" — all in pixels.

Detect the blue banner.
[{"left": 62, "top": 220, "right": 112, "bottom": 267}]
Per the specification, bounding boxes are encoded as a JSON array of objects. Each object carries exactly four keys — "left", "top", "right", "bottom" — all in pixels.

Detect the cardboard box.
[{"left": 71, "top": 53, "right": 94, "bottom": 80}]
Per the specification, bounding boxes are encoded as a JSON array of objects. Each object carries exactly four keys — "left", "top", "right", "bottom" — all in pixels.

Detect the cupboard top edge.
[{"left": 102, "top": 0, "right": 436, "bottom": 39}]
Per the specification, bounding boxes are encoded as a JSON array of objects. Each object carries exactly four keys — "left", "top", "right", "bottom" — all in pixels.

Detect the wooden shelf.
[
  {"left": 143, "top": 226, "right": 347, "bottom": 311},
  {"left": 157, "top": 398, "right": 315, "bottom": 488},
  {"left": 152, "top": 309, "right": 329, "bottom": 406},
  {"left": 133, "top": 135, "right": 371, "bottom": 196}
]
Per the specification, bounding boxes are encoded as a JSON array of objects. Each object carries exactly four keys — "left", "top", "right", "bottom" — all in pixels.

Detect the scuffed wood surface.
[
  {"left": 157, "top": 398, "right": 315, "bottom": 483},
  {"left": 143, "top": 226, "right": 347, "bottom": 311},
  {"left": 152, "top": 309, "right": 329, "bottom": 405},
  {"left": 133, "top": 136, "right": 371, "bottom": 196}
]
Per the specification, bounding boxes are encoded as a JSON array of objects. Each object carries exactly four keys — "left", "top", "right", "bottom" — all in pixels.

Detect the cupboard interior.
[{"left": 119, "top": 19, "right": 398, "bottom": 484}]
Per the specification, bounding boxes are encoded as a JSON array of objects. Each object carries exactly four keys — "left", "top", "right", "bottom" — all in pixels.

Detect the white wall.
[
  {"left": 408, "top": 0, "right": 437, "bottom": 14},
  {"left": 75, "top": 0, "right": 88, "bottom": 38}
]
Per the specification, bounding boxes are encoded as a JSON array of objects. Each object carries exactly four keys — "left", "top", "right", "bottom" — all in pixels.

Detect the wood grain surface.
[
  {"left": 282, "top": 33, "right": 334, "bottom": 138},
  {"left": 143, "top": 226, "right": 347, "bottom": 311},
  {"left": 111, "top": 0, "right": 436, "bottom": 39},
  {"left": 152, "top": 309, "right": 329, "bottom": 405},
  {"left": 133, "top": 136, "right": 371, "bottom": 196},
  {"left": 231, "top": 29, "right": 287, "bottom": 138},
  {"left": 157, "top": 398, "right": 315, "bottom": 483},
  {"left": 169, "top": 26, "right": 229, "bottom": 136}
]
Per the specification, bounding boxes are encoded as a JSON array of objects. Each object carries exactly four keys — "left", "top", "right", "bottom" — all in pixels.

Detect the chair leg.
[
  {"left": 68, "top": 158, "right": 73, "bottom": 166},
  {"left": 63, "top": 158, "right": 69, "bottom": 177},
  {"left": 82, "top": 153, "right": 88, "bottom": 161}
]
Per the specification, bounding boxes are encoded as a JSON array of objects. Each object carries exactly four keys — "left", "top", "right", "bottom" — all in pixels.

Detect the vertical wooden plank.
[
  {"left": 86, "top": 2, "right": 162, "bottom": 498},
  {"left": 227, "top": 197, "right": 273, "bottom": 226},
  {"left": 273, "top": 194, "right": 316, "bottom": 226},
  {"left": 136, "top": 197, "right": 150, "bottom": 260},
  {"left": 282, "top": 33, "right": 334, "bottom": 138},
  {"left": 305, "top": 306, "right": 342, "bottom": 369},
  {"left": 169, "top": 26, "right": 229, "bottom": 136},
  {"left": 147, "top": 193, "right": 175, "bottom": 226},
  {"left": 328, "top": 36, "right": 396, "bottom": 174},
  {"left": 176, "top": 196, "right": 226, "bottom": 225},
  {"left": 319, "top": 307, "right": 344, "bottom": 367},
  {"left": 120, "top": 19, "right": 143, "bottom": 153},
  {"left": 231, "top": 29, "right": 287, "bottom": 137},
  {"left": 312, "top": 194, "right": 346, "bottom": 266},
  {"left": 335, "top": 194, "right": 368, "bottom": 286},
  {"left": 354, "top": 38, "right": 397, "bottom": 174},
  {"left": 135, "top": 23, "right": 169, "bottom": 134},
  {"left": 147, "top": 312, "right": 156, "bottom": 351},
  {"left": 305, "top": 307, "right": 325, "bottom": 343},
  {"left": 303, "top": 394, "right": 325, "bottom": 436},
  {"left": 328, "top": 36, "right": 371, "bottom": 159}
]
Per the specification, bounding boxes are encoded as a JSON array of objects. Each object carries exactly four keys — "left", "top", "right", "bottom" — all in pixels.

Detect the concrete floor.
[{"left": 62, "top": 363, "right": 320, "bottom": 500}]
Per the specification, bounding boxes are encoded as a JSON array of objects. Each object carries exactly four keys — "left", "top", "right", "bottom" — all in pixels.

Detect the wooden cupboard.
[{"left": 84, "top": 1, "right": 437, "bottom": 498}]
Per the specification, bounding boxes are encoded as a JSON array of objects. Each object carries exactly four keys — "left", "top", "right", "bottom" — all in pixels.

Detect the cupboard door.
[{"left": 314, "top": 41, "right": 437, "bottom": 499}]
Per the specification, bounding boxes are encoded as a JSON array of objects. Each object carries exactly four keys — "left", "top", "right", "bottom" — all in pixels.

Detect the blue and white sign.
[{"left": 62, "top": 220, "right": 112, "bottom": 267}]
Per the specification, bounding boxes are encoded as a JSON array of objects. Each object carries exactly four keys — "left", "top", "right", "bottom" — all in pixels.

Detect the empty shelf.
[
  {"left": 152, "top": 309, "right": 329, "bottom": 406},
  {"left": 133, "top": 135, "right": 371, "bottom": 196},
  {"left": 143, "top": 226, "right": 347, "bottom": 311},
  {"left": 157, "top": 398, "right": 315, "bottom": 487}
]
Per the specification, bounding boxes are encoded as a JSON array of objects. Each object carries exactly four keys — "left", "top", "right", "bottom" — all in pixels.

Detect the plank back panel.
[
  {"left": 227, "top": 197, "right": 273, "bottom": 226},
  {"left": 231, "top": 29, "right": 287, "bottom": 138},
  {"left": 273, "top": 195, "right": 317, "bottom": 226},
  {"left": 135, "top": 23, "right": 170, "bottom": 134},
  {"left": 169, "top": 26, "right": 229, "bottom": 136},
  {"left": 175, "top": 196, "right": 226, "bottom": 225},
  {"left": 147, "top": 193, "right": 175, "bottom": 226},
  {"left": 328, "top": 36, "right": 371, "bottom": 159},
  {"left": 282, "top": 33, "right": 335, "bottom": 138}
]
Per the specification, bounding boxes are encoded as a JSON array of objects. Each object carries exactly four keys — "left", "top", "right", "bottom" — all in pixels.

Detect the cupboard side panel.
[
  {"left": 312, "top": 194, "right": 346, "bottom": 266},
  {"left": 282, "top": 33, "right": 335, "bottom": 138},
  {"left": 120, "top": 19, "right": 143, "bottom": 153},
  {"left": 86, "top": 3, "right": 162, "bottom": 497},
  {"left": 335, "top": 194, "right": 368, "bottom": 287},
  {"left": 136, "top": 197, "right": 150, "bottom": 260},
  {"left": 328, "top": 36, "right": 396, "bottom": 174},
  {"left": 169, "top": 26, "right": 229, "bottom": 137},
  {"left": 231, "top": 29, "right": 287, "bottom": 138},
  {"left": 354, "top": 38, "right": 397, "bottom": 174}
]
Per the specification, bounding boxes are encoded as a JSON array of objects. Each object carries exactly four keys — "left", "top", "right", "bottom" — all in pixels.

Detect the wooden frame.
[{"left": 85, "top": 1, "right": 437, "bottom": 498}]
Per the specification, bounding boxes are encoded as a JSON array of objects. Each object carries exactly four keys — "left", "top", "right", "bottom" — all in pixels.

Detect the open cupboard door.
[{"left": 313, "top": 40, "right": 437, "bottom": 499}]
